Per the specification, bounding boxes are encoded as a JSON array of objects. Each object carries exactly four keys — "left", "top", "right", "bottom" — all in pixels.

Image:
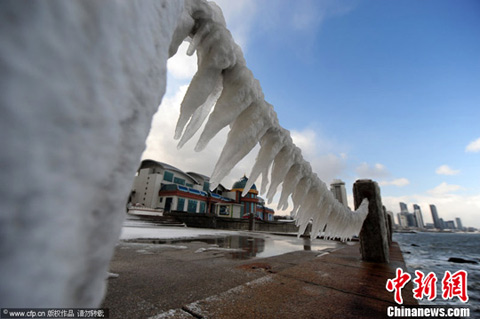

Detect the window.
[
  {"left": 203, "top": 182, "right": 210, "bottom": 192},
  {"left": 219, "top": 206, "right": 230, "bottom": 216},
  {"left": 186, "top": 183, "right": 194, "bottom": 188},
  {"left": 177, "top": 198, "right": 185, "bottom": 211},
  {"left": 159, "top": 198, "right": 163, "bottom": 203},
  {"left": 187, "top": 200, "right": 197, "bottom": 213},
  {"left": 199, "top": 202, "right": 206, "bottom": 213},
  {"left": 163, "top": 171, "right": 173, "bottom": 182},
  {"left": 174, "top": 177, "right": 185, "bottom": 185}
]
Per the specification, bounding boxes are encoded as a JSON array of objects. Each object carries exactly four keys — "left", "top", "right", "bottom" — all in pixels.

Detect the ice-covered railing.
[
  {"left": 169, "top": 0, "right": 369, "bottom": 240},
  {"left": 0, "top": 0, "right": 369, "bottom": 308}
]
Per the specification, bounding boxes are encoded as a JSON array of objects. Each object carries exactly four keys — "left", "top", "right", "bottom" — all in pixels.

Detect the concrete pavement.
[{"left": 102, "top": 237, "right": 415, "bottom": 318}]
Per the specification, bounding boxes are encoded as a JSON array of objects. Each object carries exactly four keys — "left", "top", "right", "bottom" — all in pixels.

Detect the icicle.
[
  {"left": 195, "top": 62, "right": 263, "bottom": 151},
  {"left": 276, "top": 163, "right": 301, "bottom": 210},
  {"left": 295, "top": 183, "right": 321, "bottom": 235},
  {"left": 266, "top": 144, "right": 301, "bottom": 204},
  {"left": 290, "top": 175, "right": 312, "bottom": 218},
  {"left": 242, "top": 126, "right": 286, "bottom": 197},
  {"left": 277, "top": 160, "right": 312, "bottom": 211},
  {"left": 177, "top": 76, "right": 223, "bottom": 148},
  {"left": 175, "top": 2, "right": 236, "bottom": 140},
  {"left": 310, "top": 195, "right": 331, "bottom": 240},
  {"left": 170, "top": 0, "right": 371, "bottom": 241},
  {"left": 209, "top": 100, "right": 274, "bottom": 188}
]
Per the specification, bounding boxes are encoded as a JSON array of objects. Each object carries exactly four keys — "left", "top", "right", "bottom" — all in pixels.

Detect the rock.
[{"left": 448, "top": 257, "right": 478, "bottom": 264}]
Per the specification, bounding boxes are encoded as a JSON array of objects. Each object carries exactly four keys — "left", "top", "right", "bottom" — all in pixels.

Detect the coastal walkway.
[
  {"left": 154, "top": 242, "right": 416, "bottom": 318},
  {"left": 103, "top": 240, "right": 416, "bottom": 318}
]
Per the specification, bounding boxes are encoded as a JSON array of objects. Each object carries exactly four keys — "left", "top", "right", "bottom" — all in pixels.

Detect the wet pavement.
[
  {"left": 103, "top": 217, "right": 414, "bottom": 318},
  {"left": 102, "top": 232, "right": 414, "bottom": 318},
  {"left": 102, "top": 237, "right": 330, "bottom": 318},
  {"left": 124, "top": 233, "right": 339, "bottom": 260}
]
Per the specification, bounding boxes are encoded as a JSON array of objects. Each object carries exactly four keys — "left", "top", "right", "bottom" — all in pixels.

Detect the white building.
[{"left": 129, "top": 160, "right": 275, "bottom": 221}]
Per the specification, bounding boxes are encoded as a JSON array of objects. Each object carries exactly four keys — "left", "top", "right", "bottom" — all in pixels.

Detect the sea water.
[{"left": 394, "top": 232, "right": 480, "bottom": 316}]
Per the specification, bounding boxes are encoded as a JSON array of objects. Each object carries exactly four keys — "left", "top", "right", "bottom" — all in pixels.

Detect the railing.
[{"left": 353, "top": 179, "right": 393, "bottom": 263}]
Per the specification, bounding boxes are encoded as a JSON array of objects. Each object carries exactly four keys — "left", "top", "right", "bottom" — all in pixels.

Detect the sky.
[{"left": 143, "top": 0, "right": 480, "bottom": 229}]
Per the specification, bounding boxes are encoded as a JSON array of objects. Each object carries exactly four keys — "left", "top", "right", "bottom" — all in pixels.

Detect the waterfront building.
[
  {"left": 399, "top": 202, "right": 408, "bottom": 213},
  {"left": 129, "top": 160, "right": 275, "bottom": 221},
  {"left": 413, "top": 204, "right": 425, "bottom": 229},
  {"left": 456, "top": 217, "right": 464, "bottom": 231},
  {"left": 439, "top": 218, "right": 446, "bottom": 230},
  {"left": 397, "top": 213, "right": 408, "bottom": 228},
  {"left": 430, "top": 204, "right": 442, "bottom": 229},
  {"left": 330, "top": 179, "right": 348, "bottom": 207},
  {"left": 445, "top": 220, "right": 456, "bottom": 230}
]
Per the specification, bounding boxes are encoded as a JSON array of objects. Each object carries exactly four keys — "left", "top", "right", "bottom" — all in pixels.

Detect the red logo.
[
  {"left": 386, "top": 268, "right": 412, "bottom": 304},
  {"left": 442, "top": 270, "right": 468, "bottom": 302},
  {"left": 412, "top": 270, "right": 437, "bottom": 301},
  {"left": 386, "top": 268, "right": 469, "bottom": 304}
]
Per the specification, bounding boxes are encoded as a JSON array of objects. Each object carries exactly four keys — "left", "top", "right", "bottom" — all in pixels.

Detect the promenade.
[{"left": 102, "top": 231, "right": 416, "bottom": 318}]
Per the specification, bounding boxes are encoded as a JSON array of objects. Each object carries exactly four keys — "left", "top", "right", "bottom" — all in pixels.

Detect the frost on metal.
[{"left": 171, "top": 0, "right": 369, "bottom": 241}]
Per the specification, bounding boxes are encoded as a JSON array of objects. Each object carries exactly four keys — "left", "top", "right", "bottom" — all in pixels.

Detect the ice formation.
[
  {"left": 0, "top": 0, "right": 184, "bottom": 307},
  {"left": 0, "top": 0, "right": 368, "bottom": 309},
  {"left": 171, "top": 0, "right": 370, "bottom": 241}
]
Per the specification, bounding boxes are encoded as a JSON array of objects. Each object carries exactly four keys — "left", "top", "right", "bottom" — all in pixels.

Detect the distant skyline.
[{"left": 143, "top": 0, "right": 480, "bottom": 228}]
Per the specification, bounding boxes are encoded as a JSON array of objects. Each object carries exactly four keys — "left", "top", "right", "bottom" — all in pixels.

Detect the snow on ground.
[{"left": 120, "top": 225, "right": 243, "bottom": 241}]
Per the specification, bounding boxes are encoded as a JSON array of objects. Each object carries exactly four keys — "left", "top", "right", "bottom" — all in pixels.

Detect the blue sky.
[{"left": 144, "top": 0, "right": 480, "bottom": 228}]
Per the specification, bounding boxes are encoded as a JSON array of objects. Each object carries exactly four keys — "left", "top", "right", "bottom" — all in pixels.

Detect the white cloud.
[
  {"left": 427, "top": 182, "right": 462, "bottom": 196},
  {"left": 167, "top": 42, "right": 197, "bottom": 80},
  {"left": 379, "top": 178, "right": 410, "bottom": 187},
  {"left": 466, "top": 137, "right": 480, "bottom": 153},
  {"left": 290, "top": 128, "right": 347, "bottom": 183},
  {"left": 213, "top": 0, "right": 258, "bottom": 50},
  {"left": 355, "top": 162, "right": 390, "bottom": 179},
  {"left": 435, "top": 164, "right": 460, "bottom": 176}
]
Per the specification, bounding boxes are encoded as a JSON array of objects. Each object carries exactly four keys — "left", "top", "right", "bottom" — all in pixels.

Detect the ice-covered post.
[
  {"left": 353, "top": 179, "right": 389, "bottom": 263},
  {"left": 384, "top": 205, "right": 393, "bottom": 246}
]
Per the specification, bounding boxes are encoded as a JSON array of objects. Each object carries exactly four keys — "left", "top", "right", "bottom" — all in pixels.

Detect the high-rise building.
[
  {"left": 445, "top": 220, "right": 456, "bottom": 230},
  {"left": 397, "top": 213, "right": 408, "bottom": 227},
  {"left": 455, "top": 217, "right": 464, "bottom": 230},
  {"left": 330, "top": 179, "right": 348, "bottom": 207},
  {"left": 399, "top": 202, "right": 408, "bottom": 213},
  {"left": 413, "top": 204, "right": 425, "bottom": 229},
  {"left": 430, "top": 204, "right": 442, "bottom": 229}
]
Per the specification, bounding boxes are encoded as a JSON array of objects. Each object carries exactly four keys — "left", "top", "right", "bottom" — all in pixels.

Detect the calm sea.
[{"left": 394, "top": 232, "right": 480, "bottom": 316}]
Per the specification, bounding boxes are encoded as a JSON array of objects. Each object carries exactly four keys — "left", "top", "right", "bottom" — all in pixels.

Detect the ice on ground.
[
  {"left": 120, "top": 225, "right": 243, "bottom": 241},
  {"left": 195, "top": 247, "right": 245, "bottom": 253}
]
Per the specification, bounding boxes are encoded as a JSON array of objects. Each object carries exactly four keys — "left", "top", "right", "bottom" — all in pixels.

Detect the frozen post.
[
  {"left": 384, "top": 205, "right": 393, "bottom": 246},
  {"left": 353, "top": 179, "right": 389, "bottom": 263}
]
